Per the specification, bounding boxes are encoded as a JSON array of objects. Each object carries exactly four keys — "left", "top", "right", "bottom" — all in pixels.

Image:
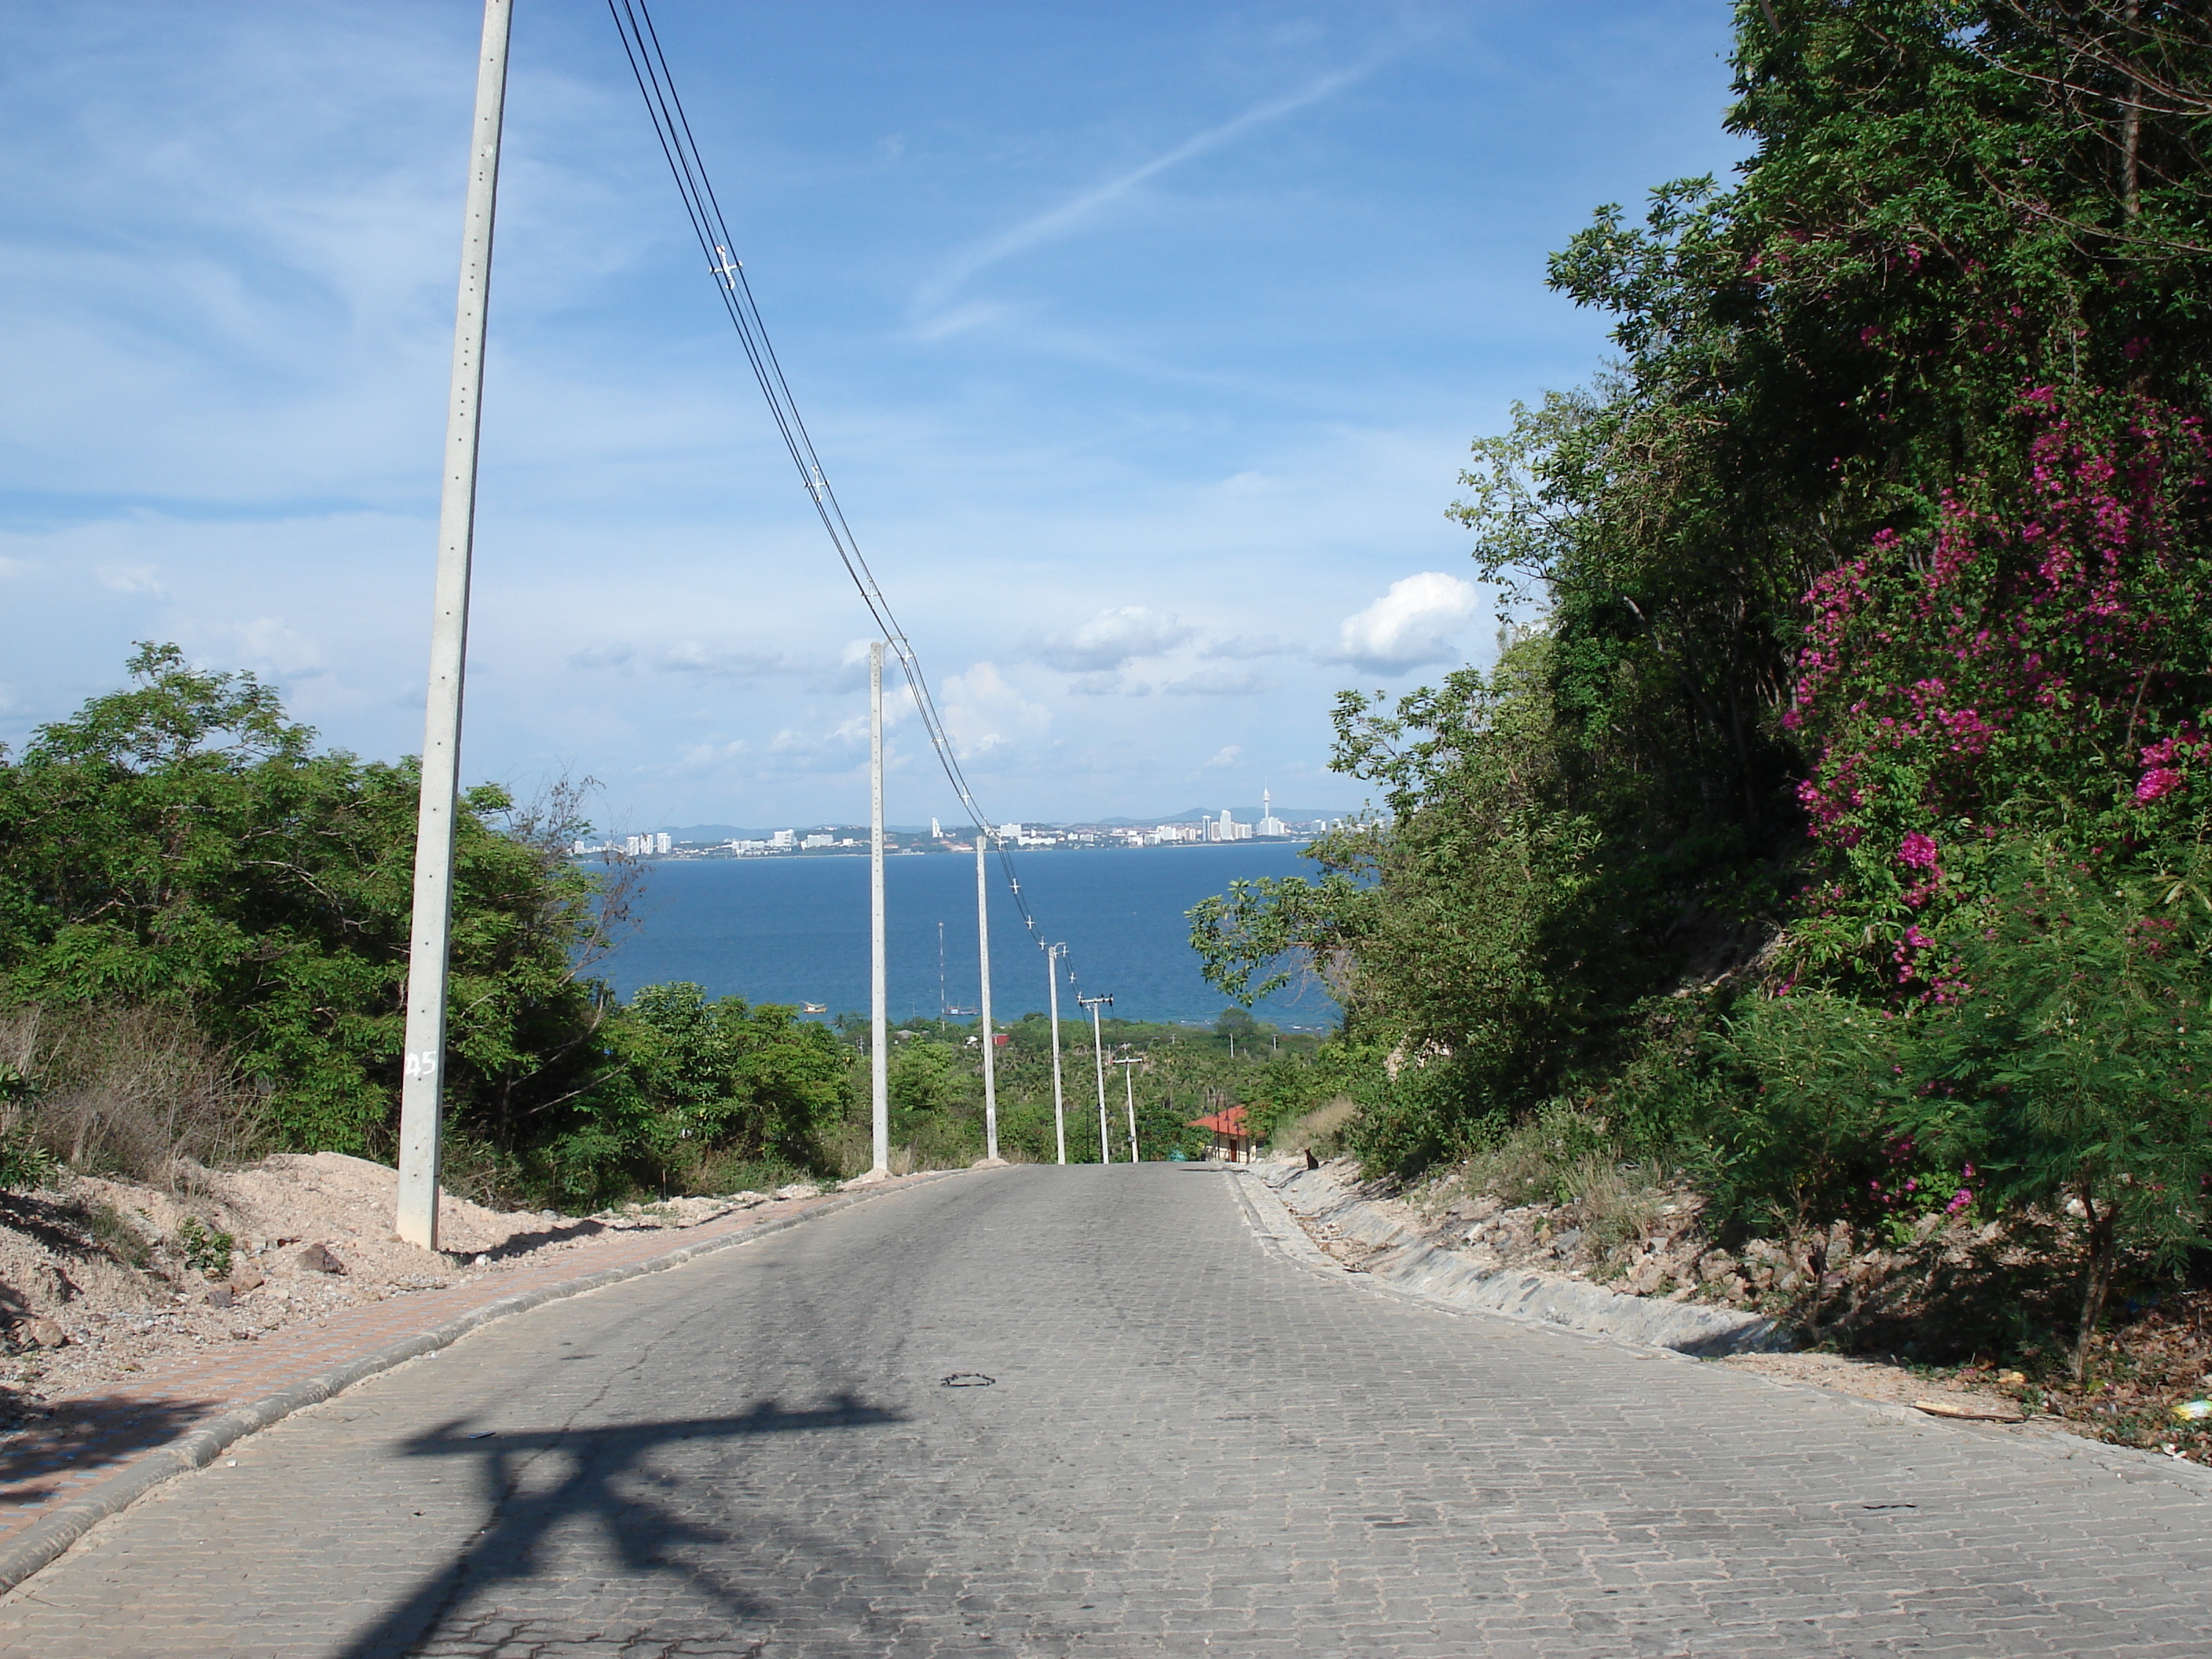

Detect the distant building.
[
  {"left": 1210, "top": 809, "right": 1253, "bottom": 843},
  {"left": 654, "top": 831, "right": 672, "bottom": 855},
  {"left": 801, "top": 833, "right": 834, "bottom": 849},
  {"left": 1258, "top": 789, "right": 1287, "bottom": 838},
  {"left": 930, "top": 817, "right": 943, "bottom": 838},
  {"left": 1001, "top": 822, "right": 1024, "bottom": 840},
  {"left": 770, "top": 829, "right": 796, "bottom": 849}
]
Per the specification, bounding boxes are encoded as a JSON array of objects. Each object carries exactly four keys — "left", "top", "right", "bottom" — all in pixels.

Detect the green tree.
[{"left": 1902, "top": 847, "right": 2212, "bottom": 1379}]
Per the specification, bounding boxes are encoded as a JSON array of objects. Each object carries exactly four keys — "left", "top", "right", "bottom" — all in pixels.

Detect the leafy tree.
[
  {"left": 539, "top": 983, "right": 848, "bottom": 1204},
  {"left": 1901, "top": 846, "right": 2212, "bottom": 1379},
  {"left": 0, "top": 644, "right": 614, "bottom": 1156},
  {"left": 888, "top": 1040, "right": 965, "bottom": 1117}
]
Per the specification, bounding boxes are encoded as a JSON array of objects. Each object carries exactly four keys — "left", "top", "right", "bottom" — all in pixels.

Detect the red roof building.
[{"left": 1187, "top": 1104, "right": 1255, "bottom": 1164}]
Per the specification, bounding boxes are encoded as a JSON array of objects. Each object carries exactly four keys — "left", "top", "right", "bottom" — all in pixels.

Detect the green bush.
[{"left": 175, "top": 1214, "right": 234, "bottom": 1280}]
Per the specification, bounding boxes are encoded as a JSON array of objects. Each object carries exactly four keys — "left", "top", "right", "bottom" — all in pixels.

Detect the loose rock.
[{"left": 295, "top": 1242, "right": 347, "bottom": 1275}]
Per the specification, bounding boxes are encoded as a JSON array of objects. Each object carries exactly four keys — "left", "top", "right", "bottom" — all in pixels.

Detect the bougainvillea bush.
[
  {"left": 1192, "top": 4, "right": 2212, "bottom": 1362},
  {"left": 1789, "top": 390, "right": 2212, "bottom": 986}
]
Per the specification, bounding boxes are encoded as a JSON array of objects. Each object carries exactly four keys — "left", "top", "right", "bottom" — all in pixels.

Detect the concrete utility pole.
[
  {"left": 1045, "top": 943, "right": 1068, "bottom": 1165},
  {"left": 395, "top": 0, "right": 513, "bottom": 1252},
  {"left": 870, "top": 643, "right": 889, "bottom": 1179},
  {"left": 975, "top": 829, "right": 999, "bottom": 1162},
  {"left": 1113, "top": 1052, "right": 1142, "bottom": 1163},
  {"left": 1079, "top": 994, "right": 1113, "bottom": 1163}
]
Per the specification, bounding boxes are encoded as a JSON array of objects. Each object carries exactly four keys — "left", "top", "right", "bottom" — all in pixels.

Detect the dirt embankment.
[{"left": 0, "top": 1152, "right": 821, "bottom": 1420}]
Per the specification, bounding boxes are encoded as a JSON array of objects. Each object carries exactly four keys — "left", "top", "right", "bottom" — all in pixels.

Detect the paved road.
[{"left": 1, "top": 1165, "right": 2208, "bottom": 1657}]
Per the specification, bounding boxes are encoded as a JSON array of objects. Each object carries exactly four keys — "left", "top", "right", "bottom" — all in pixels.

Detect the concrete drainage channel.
[
  {"left": 1232, "top": 1160, "right": 2212, "bottom": 1498},
  {"left": 1238, "top": 1159, "right": 1793, "bottom": 1356},
  {"left": 0, "top": 1168, "right": 968, "bottom": 1596}
]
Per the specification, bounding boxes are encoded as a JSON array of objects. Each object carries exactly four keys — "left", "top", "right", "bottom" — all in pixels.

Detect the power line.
[{"left": 608, "top": 0, "right": 1102, "bottom": 1000}]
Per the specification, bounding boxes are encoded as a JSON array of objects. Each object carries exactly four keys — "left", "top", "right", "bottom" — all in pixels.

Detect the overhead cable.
[{"left": 607, "top": 0, "right": 1097, "bottom": 991}]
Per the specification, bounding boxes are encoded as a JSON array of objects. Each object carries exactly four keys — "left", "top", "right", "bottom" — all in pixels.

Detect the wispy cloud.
[
  {"left": 915, "top": 59, "right": 1380, "bottom": 320},
  {"left": 1166, "top": 666, "right": 1278, "bottom": 697},
  {"left": 1031, "top": 606, "right": 1195, "bottom": 672}
]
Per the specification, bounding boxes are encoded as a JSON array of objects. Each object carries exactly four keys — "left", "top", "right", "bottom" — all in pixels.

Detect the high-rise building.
[
  {"left": 770, "top": 829, "right": 796, "bottom": 849},
  {"left": 930, "top": 816, "right": 943, "bottom": 839},
  {"left": 654, "top": 831, "right": 672, "bottom": 855},
  {"left": 1258, "top": 788, "right": 1287, "bottom": 838}
]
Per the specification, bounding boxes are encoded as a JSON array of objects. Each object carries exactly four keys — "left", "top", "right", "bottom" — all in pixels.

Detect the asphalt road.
[{"left": 1, "top": 1163, "right": 2208, "bottom": 1657}]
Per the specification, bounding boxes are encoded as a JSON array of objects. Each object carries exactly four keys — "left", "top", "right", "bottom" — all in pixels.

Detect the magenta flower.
[{"left": 1897, "top": 831, "right": 1940, "bottom": 870}]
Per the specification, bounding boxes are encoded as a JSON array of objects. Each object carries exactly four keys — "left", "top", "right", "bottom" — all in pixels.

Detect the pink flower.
[{"left": 1897, "top": 831, "right": 1940, "bottom": 870}]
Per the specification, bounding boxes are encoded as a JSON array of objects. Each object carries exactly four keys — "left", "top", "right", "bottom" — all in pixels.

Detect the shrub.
[{"left": 174, "top": 1215, "right": 234, "bottom": 1280}]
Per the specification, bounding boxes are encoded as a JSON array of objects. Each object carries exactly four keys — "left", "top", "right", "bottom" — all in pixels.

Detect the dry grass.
[
  {"left": 1270, "top": 1098, "right": 1358, "bottom": 1159},
  {"left": 0, "top": 1004, "right": 271, "bottom": 1185},
  {"left": 1426, "top": 1120, "right": 1680, "bottom": 1260}
]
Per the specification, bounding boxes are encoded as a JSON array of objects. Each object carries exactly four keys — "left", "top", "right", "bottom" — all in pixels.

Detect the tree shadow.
[
  {"left": 467, "top": 1218, "right": 607, "bottom": 1262},
  {"left": 0, "top": 1392, "right": 224, "bottom": 1503},
  {"left": 335, "top": 1393, "right": 905, "bottom": 1659}
]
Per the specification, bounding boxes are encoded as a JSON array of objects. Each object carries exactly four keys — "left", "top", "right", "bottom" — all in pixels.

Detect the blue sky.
[{"left": 0, "top": 1, "right": 1748, "bottom": 830}]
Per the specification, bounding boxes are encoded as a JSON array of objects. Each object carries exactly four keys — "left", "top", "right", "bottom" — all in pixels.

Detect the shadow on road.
[
  {"left": 334, "top": 1394, "right": 904, "bottom": 1659},
  {"left": 0, "top": 1392, "right": 221, "bottom": 1506}
]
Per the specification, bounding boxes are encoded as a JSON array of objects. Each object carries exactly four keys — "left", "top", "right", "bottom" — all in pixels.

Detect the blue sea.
[{"left": 592, "top": 841, "right": 1339, "bottom": 1030}]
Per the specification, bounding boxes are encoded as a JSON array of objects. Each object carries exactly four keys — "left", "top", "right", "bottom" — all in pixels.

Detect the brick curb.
[
  {"left": 1230, "top": 1165, "right": 2212, "bottom": 1500},
  {"left": 0, "top": 1167, "right": 965, "bottom": 1595}
]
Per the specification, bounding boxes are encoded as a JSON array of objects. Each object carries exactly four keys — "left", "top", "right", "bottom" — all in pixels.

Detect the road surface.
[{"left": 1, "top": 1163, "right": 2207, "bottom": 1656}]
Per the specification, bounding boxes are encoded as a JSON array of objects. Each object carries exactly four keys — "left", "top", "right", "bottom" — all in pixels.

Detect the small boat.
[{"left": 801, "top": 1002, "right": 828, "bottom": 1013}]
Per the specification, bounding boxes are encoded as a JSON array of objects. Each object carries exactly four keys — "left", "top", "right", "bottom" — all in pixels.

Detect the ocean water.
[{"left": 593, "top": 841, "right": 1339, "bottom": 1029}]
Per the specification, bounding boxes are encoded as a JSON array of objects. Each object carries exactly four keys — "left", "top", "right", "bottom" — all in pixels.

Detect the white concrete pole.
[
  {"left": 870, "top": 643, "right": 889, "bottom": 1178},
  {"left": 395, "top": 0, "right": 513, "bottom": 1252},
  {"left": 1046, "top": 943, "right": 1067, "bottom": 1165},
  {"left": 975, "top": 829, "right": 998, "bottom": 1162},
  {"left": 1079, "top": 994, "right": 1112, "bottom": 1163},
  {"left": 1115, "top": 1054, "right": 1141, "bottom": 1163}
]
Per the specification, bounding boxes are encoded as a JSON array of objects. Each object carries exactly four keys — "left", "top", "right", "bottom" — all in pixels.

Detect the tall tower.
[{"left": 1262, "top": 786, "right": 1271, "bottom": 822}]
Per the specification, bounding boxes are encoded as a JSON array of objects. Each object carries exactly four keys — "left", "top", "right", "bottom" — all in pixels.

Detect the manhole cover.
[{"left": 942, "top": 1372, "right": 996, "bottom": 1388}]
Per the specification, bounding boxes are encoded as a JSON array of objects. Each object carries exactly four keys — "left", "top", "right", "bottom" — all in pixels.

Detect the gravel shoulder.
[{"left": 0, "top": 1152, "right": 829, "bottom": 1423}]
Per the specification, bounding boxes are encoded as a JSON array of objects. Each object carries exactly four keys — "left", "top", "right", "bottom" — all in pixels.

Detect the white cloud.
[
  {"left": 1330, "top": 573, "right": 1481, "bottom": 672},
  {"left": 1165, "top": 666, "right": 1278, "bottom": 697},
  {"left": 914, "top": 60, "right": 1381, "bottom": 320},
  {"left": 566, "top": 640, "right": 788, "bottom": 679},
  {"left": 941, "top": 661, "right": 1051, "bottom": 758},
  {"left": 1204, "top": 744, "right": 1243, "bottom": 770},
  {"left": 677, "top": 738, "right": 749, "bottom": 768},
  {"left": 210, "top": 616, "right": 325, "bottom": 678},
  {"left": 1032, "top": 606, "right": 1195, "bottom": 672},
  {"left": 653, "top": 641, "right": 788, "bottom": 679},
  {"left": 1203, "top": 634, "right": 1298, "bottom": 661},
  {"left": 96, "top": 564, "right": 166, "bottom": 596}
]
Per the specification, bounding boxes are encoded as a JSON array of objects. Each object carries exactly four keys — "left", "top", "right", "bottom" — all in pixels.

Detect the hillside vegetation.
[
  {"left": 0, "top": 649, "right": 1320, "bottom": 1218},
  {"left": 0, "top": 646, "right": 848, "bottom": 1211},
  {"left": 1193, "top": 2, "right": 2212, "bottom": 1386}
]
